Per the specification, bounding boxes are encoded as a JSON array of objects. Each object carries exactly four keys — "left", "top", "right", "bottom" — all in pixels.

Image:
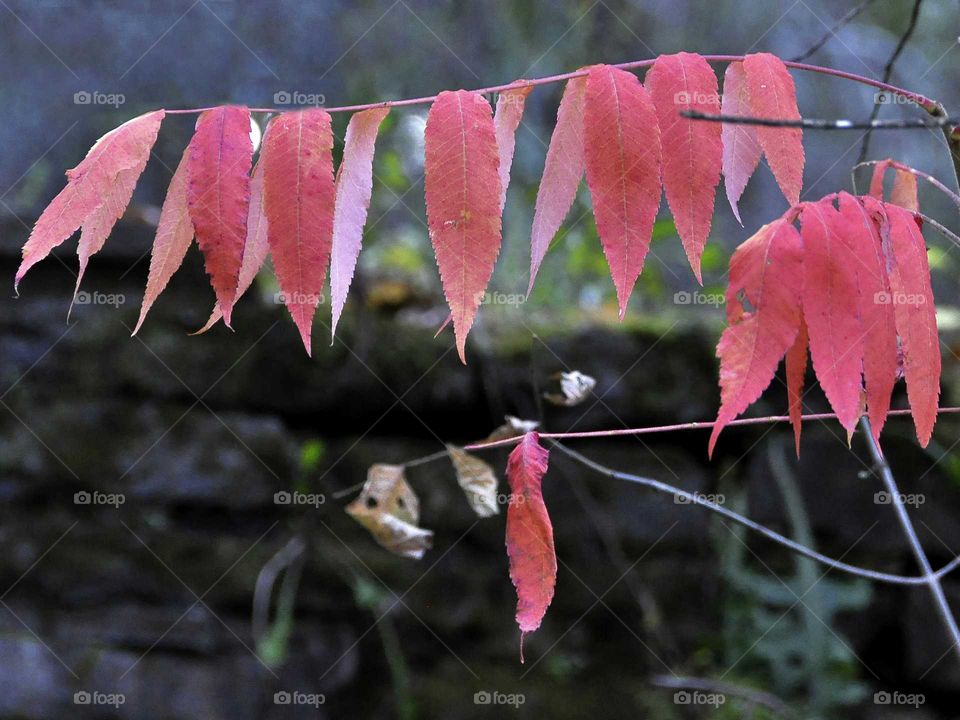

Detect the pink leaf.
[
  {"left": 494, "top": 84, "right": 533, "bottom": 213},
  {"left": 262, "top": 108, "right": 336, "bottom": 356},
  {"left": 424, "top": 90, "right": 502, "bottom": 363},
  {"left": 584, "top": 64, "right": 662, "bottom": 317},
  {"left": 133, "top": 145, "right": 194, "bottom": 334},
  {"left": 721, "top": 61, "right": 762, "bottom": 224},
  {"left": 785, "top": 315, "right": 808, "bottom": 456},
  {"left": 15, "top": 110, "right": 165, "bottom": 291},
  {"left": 743, "top": 53, "right": 804, "bottom": 205},
  {"left": 330, "top": 107, "right": 390, "bottom": 340},
  {"left": 529, "top": 76, "right": 587, "bottom": 294},
  {"left": 709, "top": 216, "right": 804, "bottom": 455},
  {"left": 505, "top": 431, "right": 555, "bottom": 659},
  {"left": 800, "top": 198, "right": 864, "bottom": 436},
  {"left": 193, "top": 158, "right": 271, "bottom": 335},
  {"left": 884, "top": 203, "right": 940, "bottom": 446},
  {"left": 646, "top": 52, "right": 722, "bottom": 280},
  {"left": 838, "top": 192, "right": 898, "bottom": 438},
  {"left": 187, "top": 106, "right": 253, "bottom": 328},
  {"left": 891, "top": 169, "right": 919, "bottom": 212}
]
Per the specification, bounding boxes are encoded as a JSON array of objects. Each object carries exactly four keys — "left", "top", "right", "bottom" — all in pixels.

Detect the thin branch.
[
  {"left": 252, "top": 535, "right": 306, "bottom": 643},
  {"left": 853, "top": 159, "right": 960, "bottom": 208},
  {"left": 330, "top": 448, "right": 450, "bottom": 499},
  {"left": 856, "top": 0, "right": 925, "bottom": 164},
  {"left": 860, "top": 417, "right": 960, "bottom": 662},
  {"left": 790, "top": 0, "right": 878, "bottom": 63},
  {"left": 683, "top": 110, "right": 948, "bottom": 130},
  {"left": 465, "top": 407, "right": 960, "bottom": 451},
  {"left": 551, "top": 441, "right": 960, "bottom": 586},
  {"left": 159, "top": 54, "right": 938, "bottom": 116}
]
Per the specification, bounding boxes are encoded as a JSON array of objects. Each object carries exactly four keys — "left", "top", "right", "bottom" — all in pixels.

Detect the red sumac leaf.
[
  {"left": 529, "top": 76, "right": 587, "bottom": 294},
  {"left": 868, "top": 159, "right": 891, "bottom": 199},
  {"left": 720, "top": 61, "right": 762, "bottom": 225},
  {"left": 505, "top": 432, "right": 555, "bottom": 658},
  {"left": 891, "top": 169, "right": 919, "bottom": 212},
  {"left": 133, "top": 145, "right": 194, "bottom": 334},
  {"left": 742, "top": 53, "right": 804, "bottom": 205},
  {"left": 710, "top": 216, "right": 803, "bottom": 455},
  {"left": 800, "top": 198, "right": 863, "bottom": 436},
  {"left": 16, "top": 110, "right": 165, "bottom": 291},
  {"left": 785, "top": 315, "right": 808, "bottom": 456},
  {"left": 424, "top": 90, "right": 502, "bottom": 363},
  {"left": 646, "top": 52, "right": 721, "bottom": 280},
  {"left": 194, "top": 158, "right": 271, "bottom": 335},
  {"left": 187, "top": 106, "right": 253, "bottom": 328},
  {"left": 584, "top": 64, "right": 661, "bottom": 317},
  {"left": 330, "top": 107, "right": 390, "bottom": 339},
  {"left": 494, "top": 84, "right": 533, "bottom": 213},
  {"left": 262, "top": 108, "right": 336, "bottom": 355},
  {"left": 838, "top": 193, "right": 897, "bottom": 438},
  {"left": 884, "top": 203, "right": 940, "bottom": 446}
]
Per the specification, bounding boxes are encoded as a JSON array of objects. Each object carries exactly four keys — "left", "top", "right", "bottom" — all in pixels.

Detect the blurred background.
[{"left": 1, "top": 1, "right": 959, "bottom": 718}]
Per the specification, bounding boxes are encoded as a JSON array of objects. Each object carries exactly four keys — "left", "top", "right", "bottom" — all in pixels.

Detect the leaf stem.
[{"left": 860, "top": 417, "right": 960, "bottom": 662}]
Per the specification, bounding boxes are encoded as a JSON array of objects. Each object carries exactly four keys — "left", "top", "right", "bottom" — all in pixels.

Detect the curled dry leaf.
[
  {"left": 543, "top": 370, "right": 596, "bottom": 407},
  {"left": 345, "top": 464, "right": 433, "bottom": 559},
  {"left": 485, "top": 416, "right": 540, "bottom": 443},
  {"left": 446, "top": 444, "right": 499, "bottom": 517}
]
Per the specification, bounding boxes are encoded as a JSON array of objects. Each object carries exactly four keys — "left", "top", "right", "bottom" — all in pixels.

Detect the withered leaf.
[
  {"left": 485, "top": 416, "right": 540, "bottom": 443},
  {"left": 446, "top": 444, "right": 499, "bottom": 517},
  {"left": 346, "top": 464, "right": 433, "bottom": 559},
  {"left": 543, "top": 370, "right": 596, "bottom": 407}
]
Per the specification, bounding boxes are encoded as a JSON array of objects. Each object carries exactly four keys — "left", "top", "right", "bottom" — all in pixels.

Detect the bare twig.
[
  {"left": 853, "top": 159, "right": 960, "bottom": 208},
  {"left": 856, "top": 0, "right": 925, "bottom": 164},
  {"left": 252, "top": 535, "right": 307, "bottom": 643},
  {"left": 683, "top": 110, "right": 948, "bottom": 130},
  {"left": 860, "top": 417, "right": 960, "bottom": 662},
  {"left": 790, "top": 0, "right": 878, "bottom": 63},
  {"left": 551, "top": 440, "right": 960, "bottom": 587}
]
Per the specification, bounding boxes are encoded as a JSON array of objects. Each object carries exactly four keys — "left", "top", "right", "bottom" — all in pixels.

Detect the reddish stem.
[
  {"left": 463, "top": 407, "right": 960, "bottom": 451},
  {"left": 163, "top": 55, "right": 938, "bottom": 117}
]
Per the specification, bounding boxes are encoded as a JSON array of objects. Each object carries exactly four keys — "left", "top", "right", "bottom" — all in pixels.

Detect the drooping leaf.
[
  {"left": 447, "top": 444, "right": 500, "bottom": 517},
  {"left": 346, "top": 464, "right": 433, "bottom": 559},
  {"left": 543, "top": 370, "right": 596, "bottom": 407},
  {"left": 742, "top": 53, "right": 804, "bottom": 205},
  {"left": 133, "top": 145, "right": 194, "bottom": 334},
  {"left": 800, "top": 198, "right": 864, "bottom": 436},
  {"left": 494, "top": 84, "right": 533, "bottom": 213},
  {"left": 187, "top": 106, "right": 254, "bottom": 327},
  {"left": 890, "top": 168, "right": 919, "bottom": 212},
  {"left": 584, "top": 64, "right": 661, "bottom": 317},
  {"left": 505, "top": 432, "right": 555, "bottom": 655},
  {"left": 838, "top": 192, "right": 897, "bottom": 438},
  {"left": 709, "top": 216, "right": 804, "bottom": 455},
  {"left": 194, "top": 158, "right": 271, "bottom": 335},
  {"left": 262, "top": 108, "right": 336, "bottom": 355},
  {"left": 784, "top": 315, "right": 808, "bottom": 456},
  {"left": 646, "top": 52, "right": 721, "bottom": 280},
  {"left": 330, "top": 107, "right": 390, "bottom": 339},
  {"left": 720, "top": 61, "right": 762, "bottom": 224},
  {"left": 529, "top": 75, "right": 587, "bottom": 293},
  {"left": 15, "top": 110, "right": 165, "bottom": 291},
  {"left": 424, "top": 90, "right": 502, "bottom": 363},
  {"left": 883, "top": 203, "right": 940, "bottom": 446},
  {"left": 868, "top": 159, "right": 890, "bottom": 198}
]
